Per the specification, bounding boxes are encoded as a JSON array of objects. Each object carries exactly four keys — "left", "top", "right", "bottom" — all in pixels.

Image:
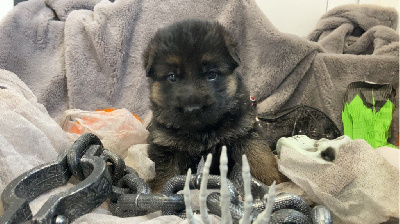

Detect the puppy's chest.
[
  {"left": 151, "top": 128, "right": 227, "bottom": 155},
  {"left": 150, "top": 114, "right": 257, "bottom": 155},
  {"left": 174, "top": 147, "right": 229, "bottom": 176}
]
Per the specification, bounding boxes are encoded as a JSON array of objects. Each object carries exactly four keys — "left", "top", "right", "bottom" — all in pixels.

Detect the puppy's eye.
[
  {"left": 206, "top": 71, "right": 218, "bottom": 81},
  {"left": 168, "top": 73, "right": 177, "bottom": 82}
]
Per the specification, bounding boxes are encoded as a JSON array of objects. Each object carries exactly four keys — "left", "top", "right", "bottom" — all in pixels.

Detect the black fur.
[{"left": 143, "top": 19, "right": 286, "bottom": 191}]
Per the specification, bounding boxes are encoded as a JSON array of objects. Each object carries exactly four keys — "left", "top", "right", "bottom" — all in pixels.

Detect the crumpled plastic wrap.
[
  {"left": 277, "top": 135, "right": 399, "bottom": 224},
  {"left": 61, "top": 108, "right": 149, "bottom": 158}
]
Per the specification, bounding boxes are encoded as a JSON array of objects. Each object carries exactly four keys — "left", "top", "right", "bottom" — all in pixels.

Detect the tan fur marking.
[
  {"left": 166, "top": 55, "right": 181, "bottom": 65},
  {"left": 227, "top": 75, "right": 237, "bottom": 97},
  {"left": 245, "top": 142, "right": 288, "bottom": 185},
  {"left": 201, "top": 53, "right": 213, "bottom": 62},
  {"left": 151, "top": 81, "right": 163, "bottom": 106}
]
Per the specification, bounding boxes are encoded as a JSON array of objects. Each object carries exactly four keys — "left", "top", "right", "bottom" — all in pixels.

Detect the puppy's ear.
[
  {"left": 222, "top": 29, "right": 240, "bottom": 70},
  {"left": 142, "top": 44, "right": 155, "bottom": 77}
]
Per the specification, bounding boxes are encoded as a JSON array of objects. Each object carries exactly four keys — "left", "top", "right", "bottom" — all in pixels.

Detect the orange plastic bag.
[{"left": 61, "top": 108, "right": 149, "bottom": 158}]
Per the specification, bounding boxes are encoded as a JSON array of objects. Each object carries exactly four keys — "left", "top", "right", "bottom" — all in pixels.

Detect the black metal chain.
[{"left": 0, "top": 133, "right": 332, "bottom": 224}]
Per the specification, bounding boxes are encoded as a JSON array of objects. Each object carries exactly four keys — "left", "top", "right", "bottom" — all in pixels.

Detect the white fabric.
[
  {"left": 0, "top": 69, "right": 70, "bottom": 193},
  {"left": 277, "top": 135, "right": 400, "bottom": 224}
]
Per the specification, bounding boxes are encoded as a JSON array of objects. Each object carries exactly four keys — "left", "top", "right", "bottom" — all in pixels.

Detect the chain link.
[
  {"left": 67, "top": 133, "right": 103, "bottom": 181},
  {"left": 0, "top": 133, "right": 332, "bottom": 223},
  {"left": 67, "top": 133, "right": 326, "bottom": 223}
]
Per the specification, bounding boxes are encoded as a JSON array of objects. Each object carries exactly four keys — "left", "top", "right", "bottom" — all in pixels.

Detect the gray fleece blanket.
[
  {"left": 0, "top": 0, "right": 398, "bottom": 146},
  {"left": 308, "top": 4, "right": 399, "bottom": 55}
]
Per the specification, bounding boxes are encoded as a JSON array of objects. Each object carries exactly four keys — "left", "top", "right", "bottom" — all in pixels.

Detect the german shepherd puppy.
[{"left": 143, "top": 19, "right": 286, "bottom": 191}]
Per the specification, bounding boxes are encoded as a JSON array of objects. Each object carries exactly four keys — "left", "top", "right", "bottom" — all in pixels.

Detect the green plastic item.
[{"left": 342, "top": 83, "right": 396, "bottom": 149}]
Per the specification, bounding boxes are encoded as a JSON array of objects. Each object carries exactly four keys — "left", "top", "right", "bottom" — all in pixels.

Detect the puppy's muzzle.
[{"left": 176, "top": 93, "right": 213, "bottom": 114}]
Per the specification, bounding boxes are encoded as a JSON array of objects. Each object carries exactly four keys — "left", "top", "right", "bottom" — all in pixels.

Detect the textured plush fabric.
[
  {"left": 0, "top": 0, "right": 398, "bottom": 144},
  {"left": 308, "top": 4, "right": 399, "bottom": 55}
]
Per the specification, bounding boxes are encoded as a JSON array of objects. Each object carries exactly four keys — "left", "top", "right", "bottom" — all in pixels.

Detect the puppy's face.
[{"left": 143, "top": 20, "right": 241, "bottom": 130}]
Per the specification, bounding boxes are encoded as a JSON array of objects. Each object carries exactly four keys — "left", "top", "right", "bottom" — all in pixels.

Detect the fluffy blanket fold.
[
  {"left": 1, "top": 0, "right": 398, "bottom": 144},
  {"left": 0, "top": 0, "right": 398, "bottom": 145},
  {"left": 307, "top": 4, "right": 399, "bottom": 55}
]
